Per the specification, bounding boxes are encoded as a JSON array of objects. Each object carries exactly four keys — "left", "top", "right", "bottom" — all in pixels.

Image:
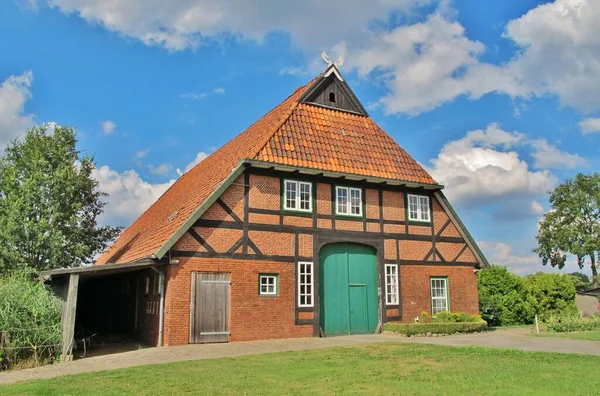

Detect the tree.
[
  {"left": 567, "top": 272, "right": 592, "bottom": 291},
  {"left": 477, "top": 265, "right": 535, "bottom": 326},
  {"left": 523, "top": 272, "right": 578, "bottom": 320},
  {"left": 0, "top": 126, "right": 121, "bottom": 273},
  {"left": 534, "top": 173, "right": 600, "bottom": 286}
]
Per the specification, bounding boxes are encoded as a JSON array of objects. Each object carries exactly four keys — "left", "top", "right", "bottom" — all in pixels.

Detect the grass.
[
  {"left": 2, "top": 343, "right": 600, "bottom": 395},
  {"left": 532, "top": 331, "right": 600, "bottom": 341}
]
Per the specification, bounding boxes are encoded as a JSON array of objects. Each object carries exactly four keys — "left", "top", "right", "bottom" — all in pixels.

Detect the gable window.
[
  {"left": 385, "top": 264, "right": 399, "bottom": 305},
  {"left": 284, "top": 180, "right": 312, "bottom": 212},
  {"left": 430, "top": 277, "right": 449, "bottom": 315},
  {"left": 336, "top": 186, "right": 362, "bottom": 216},
  {"left": 298, "top": 262, "right": 314, "bottom": 307},
  {"left": 259, "top": 274, "right": 278, "bottom": 296},
  {"left": 408, "top": 194, "right": 430, "bottom": 222}
]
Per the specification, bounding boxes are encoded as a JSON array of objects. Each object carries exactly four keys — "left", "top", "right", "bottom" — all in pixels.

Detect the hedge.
[
  {"left": 543, "top": 314, "right": 600, "bottom": 333},
  {"left": 384, "top": 321, "right": 488, "bottom": 336}
]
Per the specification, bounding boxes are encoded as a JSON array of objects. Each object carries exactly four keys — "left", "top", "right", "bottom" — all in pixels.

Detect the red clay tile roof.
[{"left": 96, "top": 69, "right": 437, "bottom": 265}]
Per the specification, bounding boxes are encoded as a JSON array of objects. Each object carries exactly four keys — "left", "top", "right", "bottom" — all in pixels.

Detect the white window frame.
[
  {"left": 335, "top": 186, "right": 362, "bottom": 216},
  {"left": 407, "top": 194, "right": 431, "bottom": 222},
  {"left": 430, "top": 277, "right": 449, "bottom": 315},
  {"left": 297, "top": 262, "right": 314, "bottom": 307},
  {"left": 284, "top": 180, "right": 312, "bottom": 212},
  {"left": 384, "top": 264, "right": 399, "bottom": 305},
  {"left": 259, "top": 275, "right": 278, "bottom": 296}
]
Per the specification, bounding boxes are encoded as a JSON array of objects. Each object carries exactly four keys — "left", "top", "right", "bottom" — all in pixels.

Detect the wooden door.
[
  {"left": 190, "top": 272, "right": 231, "bottom": 343},
  {"left": 319, "top": 243, "right": 378, "bottom": 335}
]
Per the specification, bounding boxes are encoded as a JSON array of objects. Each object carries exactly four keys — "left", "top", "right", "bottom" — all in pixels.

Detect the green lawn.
[
  {"left": 532, "top": 331, "right": 600, "bottom": 341},
  {"left": 2, "top": 343, "right": 599, "bottom": 395}
]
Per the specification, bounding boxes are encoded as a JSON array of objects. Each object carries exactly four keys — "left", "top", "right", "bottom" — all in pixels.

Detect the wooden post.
[{"left": 61, "top": 274, "right": 79, "bottom": 362}]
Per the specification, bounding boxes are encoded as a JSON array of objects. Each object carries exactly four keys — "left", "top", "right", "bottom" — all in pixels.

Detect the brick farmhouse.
[{"left": 42, "top": 64, "right": 489, "bottom": 353}]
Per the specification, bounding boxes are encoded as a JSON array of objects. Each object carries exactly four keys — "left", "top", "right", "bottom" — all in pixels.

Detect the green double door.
[{"left": 319, "top": 243, "right": 379, "bottom": 335}]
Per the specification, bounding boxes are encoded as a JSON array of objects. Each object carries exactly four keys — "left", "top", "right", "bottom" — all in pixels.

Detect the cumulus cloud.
[
  {"left": 93, "top": 165, "right": 175, "bottom": 226},
  {"left": 428, "top": 123, "right": 557, "bottom": 205},
  {"left": 101, "top": 120, "right": 117, "bottom": 135},
  {"left": 343, "top": 12, "right": 522, "bottom": 115},
  {"left": 504, "top": 0, "right": 600, "bottom": 113},
  {"left": 342, "top": 0, "right": 600, "bottom": 115},
  {"left": 41, "top": 0, "right": 433, "bottom": 51},
  {"left": 579, "top": 117, "right": 600, "bottom": 134},
  {"left": 529, "top": 138, "right": 588, "bottom": 169},
  {"left": 479, "top": 240, "right": 584, "bottom": 275},
  {"left": 0, "top": 71, "right": 36, "bottom": 148}
]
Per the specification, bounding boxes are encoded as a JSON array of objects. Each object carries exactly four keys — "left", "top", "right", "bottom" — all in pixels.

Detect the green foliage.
[
  {"left": 534, "top": 173, "right": 600, "bottom": 285},
  {"left": 524, "top": 272, "right": 578, "bottom": 321},
  {"left": 384, "top": 321, "right": 488, "bottom": 336},
  {"left": 0, "top": 270, "right": 62, "bottom": 370},
  {"left": 431, "top": 311, "right": 481, "bottom": 323},
  {"left": 567, "top": 272, "right": 592, "bottom": 291},
  {"left": 0, "top": 126, "right": 122, "bottom": 273},
  {"left": 543, "top": 314, "right": 600, "bottom": 333},
  {"left": 477, "top": 265, "right": 535, "bottom": 326}
]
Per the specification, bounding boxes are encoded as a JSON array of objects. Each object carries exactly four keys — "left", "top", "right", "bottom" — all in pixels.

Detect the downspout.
[{"left": 151, "top": 266, "right": 166, "bottom": 347}]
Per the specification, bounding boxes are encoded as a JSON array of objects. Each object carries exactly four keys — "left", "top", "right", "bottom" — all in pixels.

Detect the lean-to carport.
[{"left": 40, "top": 260, "right": 167, "bottom": 361}]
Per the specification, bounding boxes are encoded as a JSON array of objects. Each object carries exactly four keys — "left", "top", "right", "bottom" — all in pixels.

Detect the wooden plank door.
[
  {"left": 190, "top": 272, "right": 231, "bottom": 343},
  {"left": 320, "top": 243, "right": 379, "bottom": 336}
]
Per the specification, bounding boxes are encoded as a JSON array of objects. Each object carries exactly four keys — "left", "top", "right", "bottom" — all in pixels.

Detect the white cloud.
[
  {"left": 148, "top": 162, "right": 173, "bottom": 175},
  {"left": 343, "top": 11, "right": 523, "bottom": 115},
  {"left": 579, "top": 117, "right": 600, "bottom": 134},
  {"left": 41, "top": 0, "right": 432, "bottom": 51},
  {"left": 136, "top": 148, "right": 150, "bottom": 159},
  {"left": 504, "top": 0, "right": 600, "bottom": 113},
  {"left": 183, "top": 151, "right": 208, "bottom": 173},
  {"left": 479, "top": 240, "right": 584, "bottom": 275},
  {"left": 180, "top": 87, "right": 225, "bottom": 100},
  {"left": 529, "top": 138, "right": 588, "bottom": 169},
  {"left": 101, "top": 120, "right": 117, "bottom": 135},
  {"left": 0, "top": 71, "right": 36, "bottom": 148},
  {"left": 428, "top": 123, "right": 557, "bottom": 205},
  {"left": 93, "top": 165, "right": 174, "bottom": 226},
  {"left": 531, "top": 200, "right": 544, "bottom": 215}
]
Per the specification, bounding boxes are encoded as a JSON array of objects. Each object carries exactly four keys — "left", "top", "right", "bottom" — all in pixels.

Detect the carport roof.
[{"left": 39, "top": 259, "right": 166, "bottom": 279}]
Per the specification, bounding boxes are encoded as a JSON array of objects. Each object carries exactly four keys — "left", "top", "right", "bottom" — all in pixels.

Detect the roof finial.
[
  {"left": 321, "top": 51, "right": 332, "bottom": 66},
  {"left": 321, "top": 51, "right": 344, "bottom": 68}
]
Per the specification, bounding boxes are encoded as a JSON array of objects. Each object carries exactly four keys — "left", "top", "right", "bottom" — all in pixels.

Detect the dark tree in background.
[
  {"left": 0, "top": 126, "right": 121, "bottom": 273},
  {"left": 535, "top": 173, "right": 600, "bottom": 286}
]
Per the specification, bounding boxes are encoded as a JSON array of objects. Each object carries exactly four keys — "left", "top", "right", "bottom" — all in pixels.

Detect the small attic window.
[{"left": 329, "top": 92, "right": 336, "bottom": 103}]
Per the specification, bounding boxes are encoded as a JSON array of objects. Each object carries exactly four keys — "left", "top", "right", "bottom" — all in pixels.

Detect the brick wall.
[
  {"left": 399, "top": 265, "right": 479, "bottom": 322},
  {"left": 163, "top": 257, "right": 312, "bottom": 345}
]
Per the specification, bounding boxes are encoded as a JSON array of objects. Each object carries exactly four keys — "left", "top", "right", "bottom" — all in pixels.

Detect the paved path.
[{"left": 2, "top": 328, "right": 600, "bottom": 385}]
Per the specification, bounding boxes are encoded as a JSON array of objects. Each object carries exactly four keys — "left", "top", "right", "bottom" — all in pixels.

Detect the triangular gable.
[{"left": 299, "top": 64, "right": 368, "bottom": 116}]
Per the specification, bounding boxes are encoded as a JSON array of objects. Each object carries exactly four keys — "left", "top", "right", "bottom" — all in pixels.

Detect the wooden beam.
[{"left": 61, "top": 274, "right": 79, "bottom": 362}]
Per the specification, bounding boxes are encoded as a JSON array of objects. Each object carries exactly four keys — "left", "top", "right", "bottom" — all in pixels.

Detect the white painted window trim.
[
  {"left": 407, "top": 194, "right": 431, "bottom": 222},
  {"left": 284, "top": 180, "right": 312, "bottom": 212},
  {"left": 259, "top": 275, "right": 278, "bottom": 296},
  {"left": 297, "top": 262, "right": 314, "bottom": 308},
  {"left": 384, "top": 264, "right": 399, "bottom": 305},
  {"left": 335, "top": 186, "right": 363, "bottom": 216},
  {"left": 430, "top": 277, "right": 449, "bottom": 315}
]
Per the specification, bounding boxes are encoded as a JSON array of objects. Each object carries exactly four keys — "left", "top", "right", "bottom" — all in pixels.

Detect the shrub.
[
  {"left": 384, "top": 321, "right": 488, "bottom": 336},
  {"left": 524, "top": 272, "right": 578, "bottom": 321},
  {"left": 0, "top": 270, "right": 62, "bottom": 370},
  {"left": 543, "top": 313, "right": 600, "bottom": 333},
  {"left": 431, "top": 311, "right": 481, "bottom": 323},
  {"left": 478, "top": 265, "right": 536, "bottom": 326}
]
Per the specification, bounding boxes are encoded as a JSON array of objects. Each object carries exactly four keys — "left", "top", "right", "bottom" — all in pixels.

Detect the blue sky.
[{"left": 1, "top": 0, "right": 599, "bottom": 276}]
